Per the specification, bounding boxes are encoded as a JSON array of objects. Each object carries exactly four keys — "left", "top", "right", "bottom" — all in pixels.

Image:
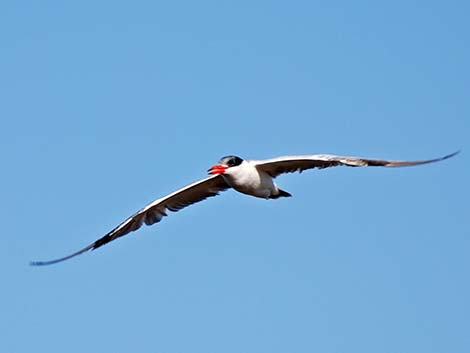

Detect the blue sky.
[{"left": 1, "top": 1, "right": 469, "bottom": 352}]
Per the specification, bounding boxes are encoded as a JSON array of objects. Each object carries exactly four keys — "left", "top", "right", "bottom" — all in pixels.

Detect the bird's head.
[{"left": 208, "top": 155, "right": 244, "bottom": 175}]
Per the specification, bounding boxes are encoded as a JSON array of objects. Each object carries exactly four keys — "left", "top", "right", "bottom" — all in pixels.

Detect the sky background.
[{"left": 1, "top": 1, "right": 469, "bottom": 352}]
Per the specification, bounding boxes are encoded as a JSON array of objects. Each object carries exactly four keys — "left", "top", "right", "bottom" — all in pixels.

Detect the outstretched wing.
[
  {"left": 254, "top": 151, "right": 459, "bottom": 178},
  {"left": 31, "top": 175, "right": 230, "bottom": 266}
]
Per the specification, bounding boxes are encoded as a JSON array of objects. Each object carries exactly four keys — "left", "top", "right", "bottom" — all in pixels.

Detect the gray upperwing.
[{"left": 254, "top": 151, "right": 459, "bottom": 178}]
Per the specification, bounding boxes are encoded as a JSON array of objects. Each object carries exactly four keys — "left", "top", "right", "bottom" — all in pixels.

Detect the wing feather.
[
  {"left": 31, "top": 175, "right": 230, "bottom": 266},
  {"left": 255, "top": 151, "right": 459, "bottom": 178}
]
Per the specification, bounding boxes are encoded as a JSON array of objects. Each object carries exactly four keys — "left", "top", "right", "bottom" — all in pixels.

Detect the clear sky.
[{"left": 1, "top": 1, "right": 469, "bottom": 352}]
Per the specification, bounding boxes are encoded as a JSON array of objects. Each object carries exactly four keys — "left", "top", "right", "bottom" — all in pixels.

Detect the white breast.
[{"left": 222, "top": 161, "right": 276, "bottom": 198}]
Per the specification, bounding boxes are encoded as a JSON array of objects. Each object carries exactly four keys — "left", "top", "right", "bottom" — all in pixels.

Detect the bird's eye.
[{"left": 220, "top": 156, "right": 242, "bottom": 167}]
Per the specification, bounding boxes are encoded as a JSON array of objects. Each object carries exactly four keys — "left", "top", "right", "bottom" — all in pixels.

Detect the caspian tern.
[{"left": 31, "top": 151, "right": 458, "bottom": 266}]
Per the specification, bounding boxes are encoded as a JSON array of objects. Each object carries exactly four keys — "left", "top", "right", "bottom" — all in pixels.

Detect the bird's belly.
[{"left": 223, "top": 173, "right": 275, "bottom": 198}]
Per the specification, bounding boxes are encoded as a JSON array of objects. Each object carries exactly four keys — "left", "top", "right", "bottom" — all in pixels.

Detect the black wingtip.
[
  {"left": 30, "top": 258, "right": 68, "bottom": 267},
  {"left": 29, "top": 259, "right": 70, "bottom": 266},
  {"left": 30, "top": 260, "right": 48, "bottom": 267},
  {"left": 30, "top": 243, "right": 95, "bottom": 266},
  {"left": 395, "top": 150, "right": 461, "bottom": 167},
  {"left": 442, "top": 150, "right": 461, "bottom": 160},
  {"left": 429, "top": 150, "right": 460, "bottom": 164}
]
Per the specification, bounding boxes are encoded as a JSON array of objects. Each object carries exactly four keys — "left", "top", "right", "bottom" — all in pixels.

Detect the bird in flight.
[{"left": 31, "top": 151, "right": 458, "bottom": 266}]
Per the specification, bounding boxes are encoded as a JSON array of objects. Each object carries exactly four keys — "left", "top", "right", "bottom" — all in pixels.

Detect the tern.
[{"left": 31, "top": 151, "right": 458, "bottom": 266}]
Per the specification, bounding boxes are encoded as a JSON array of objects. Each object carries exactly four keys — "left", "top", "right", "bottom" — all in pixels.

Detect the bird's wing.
[
  {"left": 254, "top": 151, "right": 459, "bottom": 178},
  {"left": 31, "top": 175, "right": 230, "bottom": 266}
]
